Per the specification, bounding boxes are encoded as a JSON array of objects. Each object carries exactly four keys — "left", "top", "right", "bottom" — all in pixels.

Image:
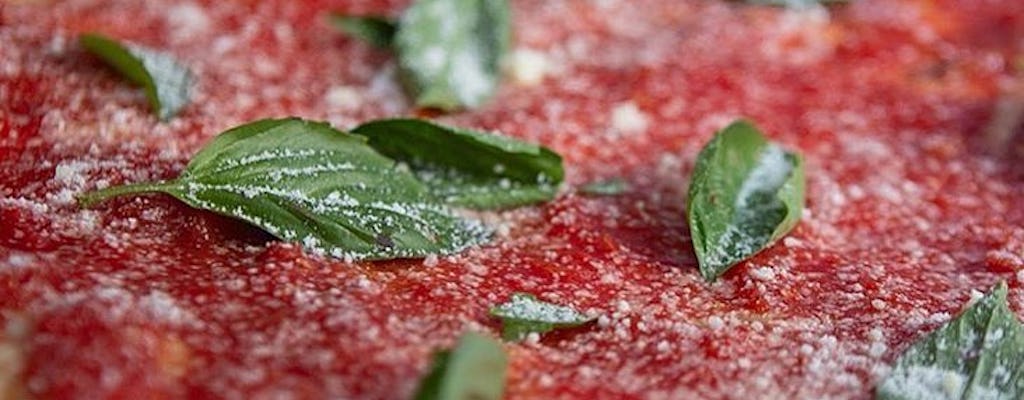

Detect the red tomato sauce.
[{"left": 1, "top": 0, "right": 1023, "bottom": 398}]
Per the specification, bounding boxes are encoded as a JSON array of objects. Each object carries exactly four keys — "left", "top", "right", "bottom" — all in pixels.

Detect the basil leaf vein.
[
  {"left": 352, "top": 118, "right": 563, "bottom": 209},
  {"left": 686, "top": 120, "right": 805, "bottom": 281},
  {"left": 328, "top": 13, "right": 397, "bottom": 48},
  {"left": 489, "top": 293, "right": 596, "bottom": 341},
  {"left": 414, "top": 332, "right": 507, "bottom": 400},
  {"left": 394, "top": 0, "right": 510, "bottom": 110},
  {"left": 79, "top": 33, "right": 193, "bottom": 120},
  {"left": 77, "top": 118, "right": 490, "bottom": 261},
  {"left": 876, "top": 281, "right": 1024, "bottom": 400}
]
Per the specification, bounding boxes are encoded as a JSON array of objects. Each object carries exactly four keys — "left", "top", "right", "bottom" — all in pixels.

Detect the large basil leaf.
[
  {"left": 686, "top": 120, "right": 805, "bottom": 281},
  {"left": 876, "top": 281, "right": 1024, "bottom": 400},
  {"left": 393, "top": 0, "right": 510, "bottom": 110},
  {"left": 352, "top": 118, "right": 562, "bottom": 209},
  {"left": 78, "top": 118, "right": 490, "bottom": 261},
  {"left": 79, "top": 33, "right": 193, "bottom": 120}
]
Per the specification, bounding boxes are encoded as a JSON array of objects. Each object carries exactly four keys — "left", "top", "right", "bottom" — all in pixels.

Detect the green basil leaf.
[
  {"left": 489, "top": 293, "right": 596, "bottom": 341},
  {"left": 352, "top": 118, "right": 563, "bottom": 209},
  {"left": 876, "top": 281, "right": 1024, "bottom": 400},
  {"left": 77, "top": 118, "right": 490, "bottom": 261},
  {"left": 579, "top": 178, "right": 629, "bottom": 197},
  {"left": 328, "top": 13, "right": 397, "bottom": 48},
  {"left": 686, "top": 120, "right": 805, "bottom": 281},
  {"left": 394, "top": 0, "right": 510, "bottom": 110},
  {"left": 79, "top": 33, "right": 193, "bottom": 120},
  {"left": 414, "top": 332, "right": 507, "bottom": 400}
]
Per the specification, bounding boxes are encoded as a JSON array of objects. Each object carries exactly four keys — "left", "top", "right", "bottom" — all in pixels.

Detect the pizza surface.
[{"left": 1, "top": 0, "right": 1023, "bottom": 399}]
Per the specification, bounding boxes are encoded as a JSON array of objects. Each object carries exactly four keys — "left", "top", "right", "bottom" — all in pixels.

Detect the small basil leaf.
[
  {"left": 328, "top": 13, "right": 397, "bottom": 48},
  {"left": 489, "top": 293, "right": 596, "bottom": 341},
  {"left": 876, "top": 281, "right": 1024, "bottom": 400},
  {"left": 352, "top": 118, "right": 563, "bottom": 209},
  {"left": 414, "top": 332, "right": 507, "bottom": 400},
  {"left": 79, "top": 33, "right": 193, "bottom": 120},
  {"left": 394, "top": 0, "right": 510, "bottom": 110},
  {"left": 686, "top": 120, "right": 805, "bottom": 281},
  {"left": 579, "top": 178, "right": 630, "bottom": 197},
  {"left": 77, "top": 118, "right": 490, "bottom": 261}
]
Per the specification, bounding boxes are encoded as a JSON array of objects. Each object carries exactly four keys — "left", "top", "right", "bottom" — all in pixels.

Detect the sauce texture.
[{"left": 1, "top": 0, "right": 1023, "bottom": 398}]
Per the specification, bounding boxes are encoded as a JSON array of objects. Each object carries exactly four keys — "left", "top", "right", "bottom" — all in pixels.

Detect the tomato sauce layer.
[{"left": 1, "top": 0, "right": 1023, "bottom": 398}]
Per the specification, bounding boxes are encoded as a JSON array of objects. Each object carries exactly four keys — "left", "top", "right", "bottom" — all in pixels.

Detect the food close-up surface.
[{"left": 1, "top": 0, "right": 1023, "bottom": 399}]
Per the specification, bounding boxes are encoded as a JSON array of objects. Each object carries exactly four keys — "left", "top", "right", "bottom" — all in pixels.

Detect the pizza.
[{"left": 1, "top": 0, "right": 1023, "bottom": 399}]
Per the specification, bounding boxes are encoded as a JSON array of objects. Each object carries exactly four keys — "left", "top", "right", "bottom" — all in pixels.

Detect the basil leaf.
[
  {"left": 489, "top": 293, "right": 596, "bottom": 341},
  {"left": 328, "top": 13, "right": 397, "bottom": 48},
  {"left": 394, "top": 0, "right": 510, "bottom": 110},
  {"left": 352, "top": 118, "right": 563, "bottom": 209},
  {"left": 876, "top": 281, "right": 1024, "bottom": 400},
  {"left": 79, "top": 33, "right": 193, "bottom": 120},
  {"left": 414, "top": 332, "right": 507, "bottom": 400},
  {"left": 579, "top": 178, "right": 629, "bottom": 197},
  {"left": 77, "top": 118, "right": 490, "bottom": 261},
  {"left": 686, "top": 120, "right": 805, "bottom": 281}
]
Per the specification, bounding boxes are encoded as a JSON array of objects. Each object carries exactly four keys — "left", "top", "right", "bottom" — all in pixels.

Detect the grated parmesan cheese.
[
  {"left": 504, "top": 48, "right": 551, "bottom": 86},
  {"left": 610, "top": 101, "right": 650, "bottom": 134}
]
